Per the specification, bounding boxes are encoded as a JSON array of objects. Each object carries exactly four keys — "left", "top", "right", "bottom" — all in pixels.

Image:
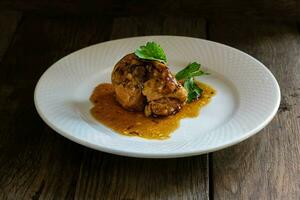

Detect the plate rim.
[{"left": 34, "top": 35, "right": 281, "bottom": 158}]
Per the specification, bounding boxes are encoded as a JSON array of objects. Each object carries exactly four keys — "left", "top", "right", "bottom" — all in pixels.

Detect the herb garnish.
[
  {"left": 134, "top": 42, "right": 167, "bottom": 63},
  {"left": 176, "top": 62, "right": 209, "bottom": 103}
]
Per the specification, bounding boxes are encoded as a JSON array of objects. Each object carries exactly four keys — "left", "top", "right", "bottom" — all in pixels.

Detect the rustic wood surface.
[
  {"left": 0, "top": 15, "right": 112, "bottom": 199},
  {"left": 0, "top": 11, "right": 21, "bottom": 61},
  {"left": 0, "top": 13, "right": 300, "bottom": 200},
  {"left": 209, "top": 21, "right": 300, "bottom": 199}
]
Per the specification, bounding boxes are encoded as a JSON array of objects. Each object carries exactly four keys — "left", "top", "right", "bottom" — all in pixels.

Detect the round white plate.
[{"left": 34, "top": 36, "right": 280, "bottom": 158}]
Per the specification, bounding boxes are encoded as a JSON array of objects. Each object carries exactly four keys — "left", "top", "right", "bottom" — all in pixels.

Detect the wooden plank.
[
  {"left": 0, "top": 15, "right": 113, "bottom": 199},
  {"left": 110, "top": 17, "right": 206, "bottom": 38},
  {"left": 0, "top": 11, "right": 22, "bottom": 61},
  {"left": 74, "top": 17, "right": 209, "bottom": 200},
  {"left": 209, "top": 21, "right": 300, "bottom": 199},
  {"left": 0, "top": 1, "right": 300, "bottom": 21},
  {"left": 0, "top": 15, "right": 112, "bottom": 85}
]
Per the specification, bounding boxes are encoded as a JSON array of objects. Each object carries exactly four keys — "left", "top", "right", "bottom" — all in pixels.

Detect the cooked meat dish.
[{"left": 111, "top": 53, "right": 188, "bottom": 117}]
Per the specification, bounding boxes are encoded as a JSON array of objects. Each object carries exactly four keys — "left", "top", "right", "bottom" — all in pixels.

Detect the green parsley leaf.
[
  {"left": 175, "top": 62, "right": 209, "bottom": 80},
  {"left": 176, "top": 62, "right": 209, "bottom": 103},
  {"left": 134, "top": 42, "right": 167, "bottom": 63},
  {"left": 184, "top": 77, "right": 203, "bottom": 103}
]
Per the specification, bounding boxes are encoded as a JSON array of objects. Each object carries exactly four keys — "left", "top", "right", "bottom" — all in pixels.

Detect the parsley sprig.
[
  {"left": 176, "top": 62, "right": 209, "bottom": 103},
  {"left": 134, "top": 42, "right": 167, "bottom": 63}
]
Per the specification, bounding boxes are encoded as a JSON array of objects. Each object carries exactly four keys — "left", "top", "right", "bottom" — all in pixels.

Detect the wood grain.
[
  {"left": 110, "top": 17, "right": 206, "bottom": 39},
  {"left": 0, "top": 0, "right": 300, "bottom": 21},
  {"left": 74, "top": 17, "right": 209, "bottom": 200},
  {"left": 0, "top": 15, "right": 113, "bottom": 199},
  {"left": 209, "top": 20, "right": 300, "bottom": 199},
  {"left": 0, "top": 11, "right": 22, "bottom": 62},
  {"left": 1, "top": 14, "right": 299, "bottom": 200}
]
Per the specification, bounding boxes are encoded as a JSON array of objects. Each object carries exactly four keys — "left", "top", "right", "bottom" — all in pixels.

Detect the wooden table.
[{"left": 0, "top": 11, "right": 299, "bottom": 199}]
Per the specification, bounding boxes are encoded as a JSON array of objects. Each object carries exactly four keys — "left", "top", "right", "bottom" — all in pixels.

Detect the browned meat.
[
  {"left": 144, "top": 98, "right": 182, "bottom": 117},
  {"left": 111, "top": 53, "right": 187, "bottom": 117},
  {"left": 142, "top": 61, "right": 187, "bottom": 116},
  {"left": 111, "top": 54, "right": 146, "bottom": 111}
]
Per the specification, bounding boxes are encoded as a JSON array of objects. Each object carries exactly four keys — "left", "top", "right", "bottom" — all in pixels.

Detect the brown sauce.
[{"left": 90, "top": 82, "right": 216, "bottom": 140}]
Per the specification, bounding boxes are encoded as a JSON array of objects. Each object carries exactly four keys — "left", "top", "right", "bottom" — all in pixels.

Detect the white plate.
[{"left": 34, "top": 36, "right": 280, "bottom": 158}]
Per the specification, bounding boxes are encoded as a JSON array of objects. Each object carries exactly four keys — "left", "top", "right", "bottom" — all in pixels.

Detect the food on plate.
[
  {"left": 90, "top": 42, "right": 215, "bottom": 139},
  {"left": 112, "top": 53, "right": 187, "bottom": 117}
]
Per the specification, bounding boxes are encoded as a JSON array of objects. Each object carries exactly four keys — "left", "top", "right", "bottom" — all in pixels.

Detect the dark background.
[
  {"left": 0, "top": 1, "right": 300, "bottom": 199},
  {"left": 0, "top": 0, "right": 300, "bottom": 21}
]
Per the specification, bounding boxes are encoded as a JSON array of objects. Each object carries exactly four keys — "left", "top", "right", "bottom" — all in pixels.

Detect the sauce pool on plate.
[{"left": 90, "top": 82, "right": 215, "bottom": 140}]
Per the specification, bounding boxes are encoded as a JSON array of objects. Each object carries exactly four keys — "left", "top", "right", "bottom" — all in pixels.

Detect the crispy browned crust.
[{"left": 111, "top": 53, "right": 187, "bottom": 117}]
